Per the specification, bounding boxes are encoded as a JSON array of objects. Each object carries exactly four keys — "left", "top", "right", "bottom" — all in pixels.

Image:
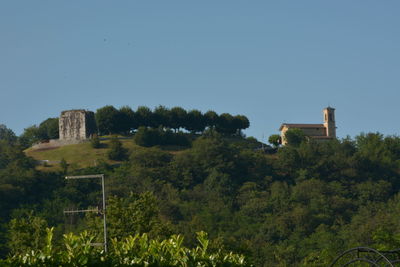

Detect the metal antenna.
[{"left": 64, "top": 174, "right": 108, "bottom": 252}]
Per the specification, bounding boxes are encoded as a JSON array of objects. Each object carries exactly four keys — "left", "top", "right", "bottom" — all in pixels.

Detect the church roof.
[{"left": 279, "top": 123, "right": 325, "bottom": 131}]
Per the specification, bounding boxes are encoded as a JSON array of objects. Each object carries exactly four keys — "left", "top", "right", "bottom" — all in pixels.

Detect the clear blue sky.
[{"left": 1, "top": 1, "right": 399, "bottom": 142}]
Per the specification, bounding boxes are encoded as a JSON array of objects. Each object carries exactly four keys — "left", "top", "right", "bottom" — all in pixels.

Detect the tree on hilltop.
[
  {"left": 204, "top": 110, "right": 219, "bottom": 130},
  {"left": 96, "top": 105, "right": 119, "bottom": 135},
  {"left": 185, "top": 109, "right": 206, "bottom": 134},
  {"left": 117, "top": 106, "right": 135, "bottom": 134},
  {"left": 18, "top": 118, "right": 58, "bottom": 148},
  {"left": 233, "top": 115, "right": 250, "bottom": 134},
  {"left": 268, "top": 134, "right": 281, "bottom": 148},
  {"left": 38, "top": 118, "right": 59, "bottom": 140},
  {"left": 216, "top": 113, "right": 235, "bottom": 134},
  {"left": 135, "top": 106, "right": 154, "bottom": 128},
  {"left": 153, "top": 105, "right": 171, "bottom": 129},
  {"left": 19, "top": 125, "right": 40, "bottom": 148},
  {"left": 284, "top": 128, "right": 307, "bottom": 147},
  {"left": 170, "top": 106, "right": 187, "bottom": 132},
  {"left": 0, "top": 124, "right": 17, "bottom": 145}
]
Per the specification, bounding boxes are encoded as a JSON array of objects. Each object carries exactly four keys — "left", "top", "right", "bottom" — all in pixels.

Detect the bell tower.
[{"left": 323, "top": 107, "right": 336, "bottom": 138}]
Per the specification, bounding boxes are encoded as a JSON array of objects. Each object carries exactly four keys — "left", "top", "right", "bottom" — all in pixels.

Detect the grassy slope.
[
  {"left": 25, "top": 135, "right": 265, "bottom": 172},
  {"left": 25, "top": 139, "right": 139, "bottom": 172}
]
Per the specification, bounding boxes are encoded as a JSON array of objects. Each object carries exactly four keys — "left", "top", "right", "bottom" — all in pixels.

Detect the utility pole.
[{"left": 64, "top": 174, "right": 108, "bottom": 252}]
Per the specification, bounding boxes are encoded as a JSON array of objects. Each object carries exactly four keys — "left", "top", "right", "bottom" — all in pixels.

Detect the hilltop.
[
  {"left": 20, "top": 104, "right": 257, "bottom": 171},
  {"left": 25, "top": 138, "right": 134, "bottom": 171}
]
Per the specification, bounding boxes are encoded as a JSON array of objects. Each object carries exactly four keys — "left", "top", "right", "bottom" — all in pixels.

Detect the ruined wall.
[{"left": 59, "top": 110, "right": 96, "bottom": 140}]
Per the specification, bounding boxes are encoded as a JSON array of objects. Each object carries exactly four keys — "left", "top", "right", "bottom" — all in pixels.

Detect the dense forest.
[{"left": 1, "top": 112, "right": 400, "bottom": 265}]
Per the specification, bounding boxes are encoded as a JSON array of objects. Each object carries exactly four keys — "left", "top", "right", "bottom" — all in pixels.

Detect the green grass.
[
  {"left": 24, "top": 135, "right": 259, "bottom": 172},
  {"left": 25, "top": 139, "right": 139, "bottom": 172},
  {"left": 25, "top": 138, "right": 191, "bottom": 172}
]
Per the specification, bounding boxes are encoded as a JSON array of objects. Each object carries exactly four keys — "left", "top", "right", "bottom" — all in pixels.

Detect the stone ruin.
[
  {"left": 31, "top": 109, "right": 97, "bottom": 150},
  {"left": 59, "top": 110, "right": 96, "bottom": 140}
]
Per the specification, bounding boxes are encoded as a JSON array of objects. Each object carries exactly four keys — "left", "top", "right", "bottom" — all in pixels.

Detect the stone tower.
[
  {"left": 59, "top": 110, "right": 96, "bottom": 140},
  {"left": 323, "top": 107, "right": 336, "bottom": 138}
]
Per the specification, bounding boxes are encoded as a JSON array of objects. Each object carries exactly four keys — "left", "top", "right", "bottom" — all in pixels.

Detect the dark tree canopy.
[
  {"left": 96, "top": 105, "right": 119, "bottom": 135},
  {"left": 17, "top": 118, "right": 59, "bottom": 148},
  {"left": 284, "top": 128, "right": 306, "bottom": 146},
  {"left": 234, "top": 115, "right": 250, "bottom": 131},
  {"left": 18, "top": 126, "right": 40, "bottom": 148},
  {"left": 91, "top": 105, "right": 251, "bottom": 138},
  {"left": 134, "top": 127, "right": 190, "bottom": 147},
  {"left": 2, "top": 129, "right": 400, "bottom": 266},
  {"left": 0, "top": 125, "right": 17, "bottom": 145},
  {"left": 204, "top": 110, "right": 218, "bottom": 130},
  {"left": 216, "top": 113, "right": 235, "bottom": 134},
  {"left": 38, "top": 118, "right": 59, "bottom": 140},
  {"left": 185, "top": 109, "right": 206, "bottom": 133},
  {"left": 153, "top": 105, "right": 171, "bottom": 129},
  {"left": 135, "top": 106, "right": 154, "bottom": 128},
  {"left": 117, "top": 106, "right": 135, "bottom": 134},
  {"left": 170, "top": 107, "right": 187, "bottom": 132},
  {"left": 268, "top": 134, "right": 281, "bottom": 147}
]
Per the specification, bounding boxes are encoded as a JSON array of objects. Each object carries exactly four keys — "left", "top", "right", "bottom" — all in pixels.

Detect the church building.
[{"left": 279, "top": 107, "right": 336, "bottom": 145}]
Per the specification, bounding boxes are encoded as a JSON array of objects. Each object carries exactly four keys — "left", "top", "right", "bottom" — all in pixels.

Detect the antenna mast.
[{"left": 64, "top": 174, "right": 108, "bottom": 252}]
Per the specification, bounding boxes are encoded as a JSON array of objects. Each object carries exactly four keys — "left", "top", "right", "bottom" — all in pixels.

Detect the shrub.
[
  {"left": 2, "top": 228, "right": 252, "bottom": 266},
  {"left": 134, "top": 127, "right": 190, "bottom": 147},
  {"left": 268, "top": 134, "right": 281, "bottom": 148},
  {"left": 284, "top": 128, "right": 306, "bottom": 146},
  {"left": 134, "top": 127, "right": 158, "bottom": 147},
  {"left": 90, "top": 134, "right": 101, "bottom": 148},
  {"left": 107, "top": 136, "right": 128, "bottom": 161},
  {"left": 60, "top": 158, "right": 68, "bottom": 173}
]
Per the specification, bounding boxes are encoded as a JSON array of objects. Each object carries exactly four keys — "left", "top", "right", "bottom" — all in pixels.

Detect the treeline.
[
  {"left": 95, "top": 105, "right": 250, "bottom": 136},
  {"left": 17, "top": 105, "right": 250, "bottom": 148}
]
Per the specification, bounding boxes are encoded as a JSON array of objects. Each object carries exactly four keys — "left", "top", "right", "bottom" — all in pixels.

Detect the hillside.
[
  {"left": 24, "top": 134, "right": 263, "bottom": 171},
  {"left": 24, "top": 138, "right": 188, "bottom": 171},
  {"left": 4, "top": 130, "right": 400, "bottom": 266}
]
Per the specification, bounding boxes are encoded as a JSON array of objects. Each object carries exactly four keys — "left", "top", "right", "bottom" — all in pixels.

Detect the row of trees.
[
  {"left": 15, "top": 105, "right": 250, "bottom": 148},
  {"left": 95, "top": 105, "right": 250, "bottom": 136}
]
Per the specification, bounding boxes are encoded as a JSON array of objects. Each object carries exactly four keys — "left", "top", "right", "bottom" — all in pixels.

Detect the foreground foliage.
[{"left": 2, "top": 229, "right": 251, "bottom": 266}]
